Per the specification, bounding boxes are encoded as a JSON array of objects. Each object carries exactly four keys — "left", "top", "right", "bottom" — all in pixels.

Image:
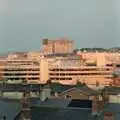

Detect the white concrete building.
[
  {"left": 48, "top": 58, "right": 113, "bottom": 85},
  {"left": 0, "top": 57, "right": 49, "bottom": 84}
]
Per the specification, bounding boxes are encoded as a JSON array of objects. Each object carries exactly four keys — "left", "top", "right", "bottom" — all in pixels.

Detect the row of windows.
[
  {"left": 27, "top": 78, "right": 40, "bottom": 80},
  {"left": 49, "top": 73, "right": 111, "bottom": 76},
  {"left": 50, "top": 78, "right": 72, "bottom": 80},
  {"left": 7, "top": 77, "right": 40, "bottom": 80},
  {"left": 7, "top": 61, "right": 33, "bottom": 63},
  {"left": 4, "top": 73, "right": 40, "bottom": 76},
  {"left": 50, "top": 68, "right": 112, "bottom": 71},
  {"left": 3, "top": 69, "right": 40, "bottom": 71}
]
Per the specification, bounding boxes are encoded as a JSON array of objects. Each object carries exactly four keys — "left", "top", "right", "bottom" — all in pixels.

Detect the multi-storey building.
[
  {"left": 48, "top": 58, "right": 114, "bottom": 85},
  {"left": 0, "top": 52, "right": 119, "bottom": 85},
  {"left": 42, "top": 38, "right": 74, "bottom": 54},
  {"left": 0, "top": 58, "right": 49, "bottom": 84},
  {"left": 27, "top": 51, "right": 44, "bottom": 60},
  {"left": 0, "top": 60, "right": 6, "bottom": 80},
  {"left": 77, "top": 52, "right": 120, "bottom": 66}
]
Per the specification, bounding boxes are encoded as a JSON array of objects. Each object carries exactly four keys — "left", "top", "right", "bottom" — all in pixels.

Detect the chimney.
[
  {"left": 104, "top": 112, "right": 114, "bottom": 120},
  {"left": 92, "top": 96, "right": 100, "bottom": 115},
  {"left": 92, "top": 95, "right": 104, "bottom": 115}
]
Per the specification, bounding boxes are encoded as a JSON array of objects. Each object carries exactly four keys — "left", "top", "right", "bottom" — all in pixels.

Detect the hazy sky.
[{"left": 0, "top": 0, "right": 120, "bottom": 53}]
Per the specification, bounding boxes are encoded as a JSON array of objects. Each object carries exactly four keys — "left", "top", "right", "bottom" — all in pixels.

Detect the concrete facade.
[
  {"left": 0, "top": 58, "right": 49, "bottom": 84},
  {"left": 1, "top": 52, "right": 120, "bottom": 85},
  {"left": 42, "top": 38, "right": 74, "bottom": 54},
  {"left": 48, "top": 58, "right": 113, "bottom": 85},
  {"left": 77, "top": 52, "right": 120, "bottom": 66}
]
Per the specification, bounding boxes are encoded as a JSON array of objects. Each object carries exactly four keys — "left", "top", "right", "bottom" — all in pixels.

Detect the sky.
[{"left": 0, "top": 0, "right": 120, "bottom": 53}]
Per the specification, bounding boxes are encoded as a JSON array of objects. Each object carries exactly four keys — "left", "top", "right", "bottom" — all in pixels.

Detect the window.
[{"left": 65, "top": 95, "right": 72, "bottom": 99}]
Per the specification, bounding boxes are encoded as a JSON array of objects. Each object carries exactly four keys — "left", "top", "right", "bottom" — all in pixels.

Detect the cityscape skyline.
[
  {"left": 0, "top": 1, "right": 120, "bottom": 120},
  {"left": 0, "top": 0, "right": 120, "bottom": 53}
]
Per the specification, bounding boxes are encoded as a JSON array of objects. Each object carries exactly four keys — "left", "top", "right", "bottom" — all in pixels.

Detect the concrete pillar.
[
  {"left": 40, "top": 58, "right": 49, "bottom": 83},
  {"left": 96, "top": 53, "right": 106, "bottom": 66}
]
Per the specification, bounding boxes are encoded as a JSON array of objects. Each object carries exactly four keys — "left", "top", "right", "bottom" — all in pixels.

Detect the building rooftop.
[
  {"left": 48, "top": 83, "right": 99, "bottom": 96},
  {"left": 104, "top": 86, "right": 120, "bottom": 95},
  {"left": 1, "top": 98, "right": 120, "bottom": 120},
  {"left": 32, "top": 98, "right": 71, "bottom": 108},
  {"left": 0, "top": 99, "right": 20, "bottom": 120},
  {"left": 31, "top": 106, "right": 91, "bottom": 120},
  {"left": 59, "top": 86, "right": 99, "bottom": 96},
  {"left": 50, "top": 84, "right": 75, "bottom": 93}
]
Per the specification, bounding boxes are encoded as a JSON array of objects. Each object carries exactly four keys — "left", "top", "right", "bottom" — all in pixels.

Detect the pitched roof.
[
  {"left": 59, "top": 86, "right": 99, "bottom": 96},
  {"left": 32, "top": 99, "right": 71, "bottom": 108},
  {"left": 48, "top": 83, "right": 99, "bottom": 96},
  {"left": 50, "top": 84, "right": 74, "bottom": 93},
  {"left": 0, "top": 99, "right": 20, "bottom": 120},
  {"left": 31, "top": 107, "right": 91, "bottom": 120}
]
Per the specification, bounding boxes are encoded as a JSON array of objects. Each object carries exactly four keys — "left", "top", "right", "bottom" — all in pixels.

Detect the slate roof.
[
  {"left": 14, "top": 102, "right": 120, "bottom": 120},
  {"left": 31, "top": 107, "right": 92, "bottom": 120},
  {"left": 50, "top": 84, "right": 74, "bottom": 93},
  {"left": 1, "top": 98, "right": 119, "bottom": 120},
  {"left": 32, "top": 99, "right": 71, "bottom": 108},
  {"left": 59, "top": 86, "right": 99, "bottom": 96},
  {"left": 31, "top": 98, "right": 92, "bottom": 109},
  {"left": 104, "top": 86, "right": 120, "bottom": 95},
  {"left": 0, "top": 99, "right": 20, "bottom": 120},
  {"left": 14, "top": 98, "right": 93, "bottom": 120},
  {"left": 48, "top": 83, "right": 99, "bottom": 96}
]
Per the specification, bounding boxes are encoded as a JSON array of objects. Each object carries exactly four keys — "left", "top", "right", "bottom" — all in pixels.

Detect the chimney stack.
[
  {"left": 92, "top": 95, "right": 104, "bottom": 115},
  {"left": 92, "top": 96, "right": 100, "bottom": 115}
]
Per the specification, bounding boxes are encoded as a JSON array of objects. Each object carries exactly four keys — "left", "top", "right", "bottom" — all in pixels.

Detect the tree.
[{"left": 76, "top": 80, "right": 86, "bottom": 87}]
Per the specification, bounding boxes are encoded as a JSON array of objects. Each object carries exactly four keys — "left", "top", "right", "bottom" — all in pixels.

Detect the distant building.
[
  {"left": 42, "top": 38, "right": 74, "bottom": 54},
  {"left": 48, "top": 58, "right": 113, "bottom": 85},
  {"left": 0, "top": 60, "right": 6, "bottom": 80},
  {"left": 77, "top": 52, "right": 120, "bottom": 66},
  {"left": 27, "top": 51, "right": 44, "bottom": 60},
  {"left": 0, "top": 58, "right": 49, "bottom": 84},
  {"left": 1, "top": 51, "right": 119, "bottom": 86}
]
